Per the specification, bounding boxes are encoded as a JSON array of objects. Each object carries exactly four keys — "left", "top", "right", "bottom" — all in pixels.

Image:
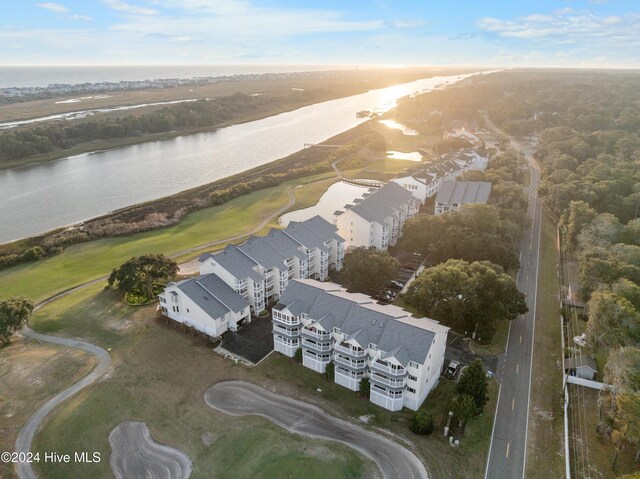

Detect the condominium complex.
[
  {"left": 200, "top": 215, "right": 345, "bottom": 314},
  {"left": 335, "top": 182, "right": 420, "bottom": 251},
  {"left": 434, "top": 180, "right": 492, "bottom": 215},
  {"left": 272, "top": 279, "right": 449, "bottom": 411},
  {"left": 392, "top": 148, "right": 489, "bottom": 204},
  {"left": 159, "top": 216, "right": 345, "bottom": 337}
]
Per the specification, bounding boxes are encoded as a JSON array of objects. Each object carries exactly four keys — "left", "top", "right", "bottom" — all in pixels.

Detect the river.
[{"left": 0, "top": 72, "right": 486, "bottom": 244}]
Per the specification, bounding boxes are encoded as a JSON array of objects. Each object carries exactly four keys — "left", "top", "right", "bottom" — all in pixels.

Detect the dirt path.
[
  {"left": 205, "top": 380, "right": 428, "bottom": 479},
  {"left": 109, "top": 421, "right": 192, "bottom": 479},
  {"left": 14, "top": 327, "right": 111, "bottom": 479}
]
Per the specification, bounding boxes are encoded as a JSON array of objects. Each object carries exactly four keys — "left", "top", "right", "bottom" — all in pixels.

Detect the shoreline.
[{"left": 0, "top": 68, "right": 476, "bottom": 171}]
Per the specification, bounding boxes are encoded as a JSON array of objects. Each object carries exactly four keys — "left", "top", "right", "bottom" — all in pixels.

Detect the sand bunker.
[{"left": 109, "top": 421, "right": 192, "bottom": 479}]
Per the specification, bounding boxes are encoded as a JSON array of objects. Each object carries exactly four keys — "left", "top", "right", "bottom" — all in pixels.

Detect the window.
[
  {"left": 186, "top": 308, "right": 190, "bottom": 313},
  {"left": 408, "top": 375, "right": 417, "bottom": 382},
  {"left": 407, "top": 387, "right": 416, "bottom": 394}
]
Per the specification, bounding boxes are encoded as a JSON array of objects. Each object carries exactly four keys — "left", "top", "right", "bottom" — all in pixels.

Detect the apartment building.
[
  {"left": 335, "top": 182, "right": 420, "bottom": 251},
  {"left": 159, "top": 274, "right": 251, "bottom": 337},
  {"left": 199, "top": 215, "right": 345, "bottom": 314},
  {"left": 392, "top": 149, "right": 489, "bottom": 204},
  {"left": 272, "top": 279, "right": 449, "bottom": 412},
  {"left": 434, "top": 181, "right": 492, "bottom": 215}
]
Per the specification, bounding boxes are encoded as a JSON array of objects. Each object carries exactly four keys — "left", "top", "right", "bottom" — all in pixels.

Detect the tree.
[
  {"left": 451, "top": 394, "right": 477, "bottom": 429},
  {"left": 578, "top": 213, "right": 623, "bottom": 250},
  {"left": 0, "top": 297, "right": 35, "bottom": 345},
  {"left": 405, "top": 259, "right": 527, "bottom": 340},
  {"left": 324, "top": 362, "right": 335, "bottom": 380},
  {"left": 586, "top": 290, "right": 640, "bottom": 350},
  {"left": 108, "top": 254, "right": 178, "bottom": 303},
  {"left": 401, "top": 205, "right": 520, "bottom": 272},
  {"left": 294, "top": 347, "right": 303, "bottom": 363},
  {"left": 342, "top": 247, "right": 400, "bottom": 293},
  {"left": 564, "top": 200, "right": 597, "bottom": 248},
  {"left": 359, "top": 377, "right": 370, "bottom": 398},
  {"left": 409, "top": 409, "right": 434, "bottom": 435},
  {"left": 457, "top": 360, "right": 489, "bottom": 412}
]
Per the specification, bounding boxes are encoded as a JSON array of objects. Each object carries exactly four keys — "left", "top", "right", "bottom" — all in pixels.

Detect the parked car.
[
  {"left": 379, "top": 289, "right": 397, "bottom": 298},
  {"left": 389, "top": 280, "right": 405, "bottom": 290},
  {"left": 444, "top": 361, "right": 460, "bottom": 379}
]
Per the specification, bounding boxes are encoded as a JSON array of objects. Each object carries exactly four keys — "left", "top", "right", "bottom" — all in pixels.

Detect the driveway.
[
  {"left": 204, "top": 380, "right": 428, "bottom": 479},
  {"left": 218, "top": 317, "right": 274, "bottom": 364}
]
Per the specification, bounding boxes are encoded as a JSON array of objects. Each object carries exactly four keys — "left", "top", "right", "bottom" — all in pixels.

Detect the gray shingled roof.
[
  {"left": 238, "top": 236, "right": 288, "bottom": 272},
  {"left": 278, "top": 279, "right": 444, "bottom": 365},
  {"left": 346, "top": 182, "right": 415, "bottom": 225},
  {"left": 283, "top": 221, "right": 330, "bottom": 252},
  {"left": 176, "top": 273, "right": 249, "bottom": 319},
  {"left": 298, "top": 215, "right": 344, "bottom": 243},
  {"left": 263, "top": 229, "right": 307, "bottom": 261},
  {"left": 435, "top": 181, "right": 492, "bottom": 206},
  {"left": 207, "top": 244, "right": 263, "bottom": 283}
]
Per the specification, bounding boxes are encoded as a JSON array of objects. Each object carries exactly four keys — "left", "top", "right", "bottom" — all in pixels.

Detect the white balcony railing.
[
  {"left": 273, "top": 324, "right": 300, "bottom": 337},
  {"left": 272, "top": 314, "right": 300, "bottom": 326},
  {"left": 334, "top": 343, "right": 367, "bottom": 357},
  {"left": 371, "top": 372, "right": 407, "bottom": 388},
  {"left": 371, "top": 384, "right": 404, "bottom": 399},
  {"left": 302, "top": 328, "right": 331, "bottom": 340},
  {"left": 371, "top": 360, "right": 406, "bottom": 376},
  {"left": 302, "top": 339, "right": 332, "bottom": 352},
  {"left": 334, "top": 355, "right": 366, "bottom": 369}
]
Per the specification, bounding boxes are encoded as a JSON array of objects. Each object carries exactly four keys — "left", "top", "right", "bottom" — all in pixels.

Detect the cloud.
[
  {"left": 72, "top": 14, "right": 92, "bottom": 21},
  {"left": 36, "top": 2, "right": 68, "bottom": 13},
  {"left": 477, "top": 10, "right": 640, "bottom": 46},
  {"left": 388, "top": 19, "right": 424, "bottom": 28},
  {"left": 104, "top": 0, "right": 158, "bottom": 15}
]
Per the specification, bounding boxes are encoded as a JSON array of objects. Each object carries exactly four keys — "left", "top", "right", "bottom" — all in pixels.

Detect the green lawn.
[
  {"left": 0, "top": 172, "right": 335, "bottom": 303},
  {"left": 28, "top": 281, "right": 497, "bottom": 479},
  {"left": 28, "top": 285, "right": 374, "bottom": 479}
]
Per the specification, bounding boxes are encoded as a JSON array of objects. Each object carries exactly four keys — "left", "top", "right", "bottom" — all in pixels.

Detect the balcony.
[
  {"left": 334, "top": 343, "right": 367, "bottom": 358},
  {"left": 272, "top": 314, "right": 300, "bottom": 326},
  {"left": 334, "top": 355, "right": 367, "bottom": 370},
  {"left": 371, "top": 384, "right": 404, "bottom": 399},
  {"left": 370, "top": 372, "right": 407, "bottom": 389},
  {"left": 302, "top": 338, "right": 332, "bottom": 352},
  {"left": 371, "top": 360, "right": 407, "bottom": 376},
  {"left": 272, "top": 324, "right": 301, "bottom": 337},
  {"left": 301, "top": 328, "right": 331, "bottom": 341},
  {"left": 335, "top": 366, "right": 364, "bottom": 379}
]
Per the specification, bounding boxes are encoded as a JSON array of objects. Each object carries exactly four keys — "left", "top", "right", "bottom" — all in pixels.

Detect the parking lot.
[
  {"left": 218, "top": 317, "right": 274, "bottom": 364},
  {"left": 442, "top": 331, "right": 499, "bottom": 380}
]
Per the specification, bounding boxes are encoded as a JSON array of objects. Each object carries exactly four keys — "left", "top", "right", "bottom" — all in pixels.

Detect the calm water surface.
[{"left": 0, "top": 72, "right": 483, "bottom": 243}]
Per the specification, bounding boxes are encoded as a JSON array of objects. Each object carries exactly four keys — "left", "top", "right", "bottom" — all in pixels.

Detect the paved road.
[
  {"left": 205, "top": 380, "right": 428, "bottom": 479},
  {"left": 14, "top": 327, "right": 111, "bottom": 479},
  {"left": 482, "top": 115, "right": 543, "bottom": 479}
]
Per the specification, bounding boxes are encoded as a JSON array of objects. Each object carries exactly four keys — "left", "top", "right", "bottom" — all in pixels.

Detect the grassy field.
[
  {"left": 25, "top": 282, "right": 497, "bottom": 479},
  {"left": 0, "top": 337, "right": 96, "bottom": 479},
  {"left": 0, "top": 172, "right": 338, "bottom": 303},
  {"left": 27, "top": 284, "right": 375, "bottom": 479},
  {"left": 525, "top": 213, "right": 565, "bottom": 479},
  {"left": 0, "top": 149, "right": 420, "bottom": 304}
]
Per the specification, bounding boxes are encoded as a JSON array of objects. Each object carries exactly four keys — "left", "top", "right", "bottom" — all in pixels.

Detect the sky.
[{"left": 1, "top": 0, "right": 639, "bottom": 67}]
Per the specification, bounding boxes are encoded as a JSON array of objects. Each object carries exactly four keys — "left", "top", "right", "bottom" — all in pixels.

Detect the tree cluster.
[
  {"left": 0, "top": 297, "right": 35, "bottom": 344},
  {"left": 401, "top": 204, "right": 521, "bottom": 272},
  {"left": 342, "top": 247, "right": 400, "bottom": 293},
  {"left": 108, "top": 254, "right": 178, "bottom": 304},
  {"left": 405, "top": 259, "right": 527, "bottom": 341}
]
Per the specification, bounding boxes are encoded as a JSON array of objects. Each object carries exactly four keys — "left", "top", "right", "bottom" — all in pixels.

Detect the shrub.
[
  {"left": 359, "top": 377, "right": 370, "bottom": 397},
  {"left": 409, "top": 409, "right": 434, "bottom": 436},
  {"left": 294, "top": 348, "right": 303, "bottom": 363},
  {"left": 324, "top": 362, "right": 335, "bottom": 380}
]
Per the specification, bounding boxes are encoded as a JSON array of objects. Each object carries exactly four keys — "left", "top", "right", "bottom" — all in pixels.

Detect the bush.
[
  {"left": 324, "top": 362, "right": 335, "bottom": 380},
  {"left": 359, "top": 377, "right": 370, "bottom": 397},
  {"left": 294, "top": 348, "right": 303, "bottom": 363},
  {"left": 409, "top": 409, "right": 434, "bottom": 436}
]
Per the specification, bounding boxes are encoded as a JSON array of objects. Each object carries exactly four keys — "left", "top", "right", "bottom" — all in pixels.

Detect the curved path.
[
  {"left": 109, "top": 421, "right": 192, "bottom": 479},
  {"left": 14, "top": 327, "right": 111, "bottom": 479},
  {"left": 205, "top": 380, "right": 429, "bottom": 479},
  {"left": 12, "top": 152, "right": 354, "bottom": 478}
]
